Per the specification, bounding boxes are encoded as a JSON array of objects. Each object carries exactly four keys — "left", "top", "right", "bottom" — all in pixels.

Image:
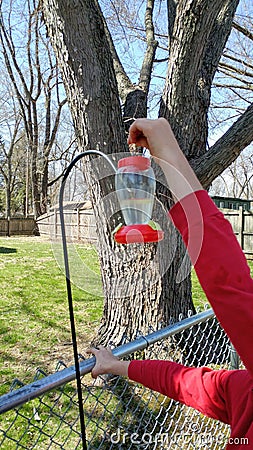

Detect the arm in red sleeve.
[
  {"left": 128, "top": 359, "right": 229, "bottom": 423},
  {"left": 169, "top": 190, "right": 253, "bottom": 379}
]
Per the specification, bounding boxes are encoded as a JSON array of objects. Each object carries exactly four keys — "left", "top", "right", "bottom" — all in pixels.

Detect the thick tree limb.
[
  {"left": 96, "top": 0, "right": 133, "bottom": 102},
  {"left": 193, "top": 102, "right": 253, "bottom": 188},
  {"left": 97, "top": 0, "right": 158, "bottom": 127},
  {"left": 139, "top": 0, "right": 158, "bottom": 92},
  {"left": 161, "top": 0, "right": 240, "bottom": 158}
]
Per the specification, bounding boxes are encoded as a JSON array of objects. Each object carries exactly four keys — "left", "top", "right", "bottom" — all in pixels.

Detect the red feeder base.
[{"left": 114, "top": 224, "right": 164, "bottom": 244}]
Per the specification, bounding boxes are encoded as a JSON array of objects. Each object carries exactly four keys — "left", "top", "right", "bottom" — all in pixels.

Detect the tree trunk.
[
  {"left": 5, "top": 187, "right": 11, "bottom": 220},
  {"left": 41, "top": 158, "right": 49, "bottom": 215},
  {"left": 30, "top": 141, "right": 41, "bottom": 218},
  {"left": 42, "top": 0, "right": 164, "bottom": 344},
  {"left": 6, "top": 157, "right": 11, "bottom": 220}
]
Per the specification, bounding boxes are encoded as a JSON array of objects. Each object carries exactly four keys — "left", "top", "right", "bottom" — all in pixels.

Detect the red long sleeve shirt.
[{"left": 128, "top": 190, "right": 253, "bottom": 449}]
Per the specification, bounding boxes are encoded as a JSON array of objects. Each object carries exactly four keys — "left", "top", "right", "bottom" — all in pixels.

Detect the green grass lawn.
[
  {"left": 191, "top": 269, "right": 209, "bottom": 310},
  {"left": 0, "top": 236, "right": 103, "bottom": 395}
]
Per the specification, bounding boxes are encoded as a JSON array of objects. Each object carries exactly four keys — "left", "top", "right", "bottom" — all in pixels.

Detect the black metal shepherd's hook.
[{"left": 59, "top": 150, "right": 116, "bottom": 450}]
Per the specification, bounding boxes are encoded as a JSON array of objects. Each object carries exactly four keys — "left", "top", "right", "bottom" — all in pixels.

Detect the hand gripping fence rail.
[
  {"left": 0, "top": 309, "right": 214, "bottom": 413},
  {"left": 0, "top": 307, "right": 238, "bottom": 449}
]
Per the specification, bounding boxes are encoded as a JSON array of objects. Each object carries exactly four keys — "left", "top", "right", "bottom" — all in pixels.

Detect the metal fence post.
[
  {"left": 238, "top": 206, "right": 244, "bottom": 251},
  {"left": 230, "top": 343, "right": 240, "bottom": 370}
]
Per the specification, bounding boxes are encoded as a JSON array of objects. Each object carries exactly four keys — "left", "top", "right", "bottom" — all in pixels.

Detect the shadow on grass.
[{"left": 0, "top": 247, "right": 17, "bottom": 254}]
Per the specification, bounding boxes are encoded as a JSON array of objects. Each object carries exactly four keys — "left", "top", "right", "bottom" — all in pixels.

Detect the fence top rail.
[
  {"left": 0, "top": 217, "right": 35, "bottom": 221},
  {"left": 36, "top": 211, "right": 56, "bottom": 221},
  {"left": 0, "top": 308, "right": 214, "bottom": 414}
]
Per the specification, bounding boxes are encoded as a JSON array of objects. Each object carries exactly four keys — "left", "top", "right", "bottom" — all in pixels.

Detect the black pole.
[{"left": 59, "top": 150, "right": 116, "bottom": 449}]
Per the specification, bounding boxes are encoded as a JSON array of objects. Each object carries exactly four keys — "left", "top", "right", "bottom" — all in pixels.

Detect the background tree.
[
  {"left": 0, "top": 0, "right": 70, "bottom": 217},
  {"left": 209, "top": 2, "right": 253, "bottom": 198},
  {"left": 41, "top": 0, "right": 253, "bottom": 346},
  {"left": 210, "top": 151, "right": 253, "bottom": 199},
  {"left": 0, "top": 126, "right": 22, "bottom": 221},
  {"left": 0, "top": 74, "right": 29, "bottom": 218}
]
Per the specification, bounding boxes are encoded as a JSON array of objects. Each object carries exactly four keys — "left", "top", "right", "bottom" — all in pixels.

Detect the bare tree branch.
[
  {"left": 233, "top": 20, "right": 253, "bottom": 41},
  {"left": 139, "top": 0, "right": 158, "bottom": 92},
  {"left": 223, "top": 52, "right": 253, "bottom": 72},
  {"left": 95, "top": 0, "right": 133, "bottom": 102},
  {"left": 219, "top": 61, "right": 253, "bottom": 80},
  {"left": 194, "top": 102, "right": 253, "bottom": 187}
]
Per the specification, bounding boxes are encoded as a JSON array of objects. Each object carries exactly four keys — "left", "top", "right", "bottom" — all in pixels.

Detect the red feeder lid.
[
  {"left": 118, "top": 155, "right": 151, "bottom": 170},
  {"left": 114, "top": 224, "right": 164, "bottom": 244}
]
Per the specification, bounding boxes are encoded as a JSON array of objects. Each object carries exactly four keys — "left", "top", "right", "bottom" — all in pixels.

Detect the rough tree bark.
[{"left": 162, "top": 0, "right": 239, "bottom": 156}]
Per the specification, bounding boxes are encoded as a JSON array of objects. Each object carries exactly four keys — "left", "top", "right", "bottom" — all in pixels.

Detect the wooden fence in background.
[
  {"left": 222, "top": 207, "right": 253, "bottom": 259},
  {"left": 0, "top": 218, "right": 37, "bottom": 237},
  {"left": 36, "top": 205, "right": 253, "bottom": 258},
  {"left": 36, "top": 208, "right": 97, "bottom": 243}
]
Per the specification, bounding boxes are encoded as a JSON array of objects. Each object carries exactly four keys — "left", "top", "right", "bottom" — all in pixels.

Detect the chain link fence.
[{"left": 0, "top": 308, "right": 235, "bottom": 449}]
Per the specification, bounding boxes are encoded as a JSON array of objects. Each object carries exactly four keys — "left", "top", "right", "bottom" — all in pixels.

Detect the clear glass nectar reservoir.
[
  {"left": 114, "top": 155, "right": 164, "bottom": 244},
  {"left": 116, "top": 156, "right": 155, "bottom": 225}
]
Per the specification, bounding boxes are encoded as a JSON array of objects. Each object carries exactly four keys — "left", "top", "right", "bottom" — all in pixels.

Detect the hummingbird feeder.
[{"left": 114, "top": 154, "right": 164, "bottom": 244}]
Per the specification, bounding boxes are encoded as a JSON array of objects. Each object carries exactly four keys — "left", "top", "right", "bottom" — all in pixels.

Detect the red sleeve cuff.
[{"left": 128, "top": 360, "right": 144, "bottom": 382}]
